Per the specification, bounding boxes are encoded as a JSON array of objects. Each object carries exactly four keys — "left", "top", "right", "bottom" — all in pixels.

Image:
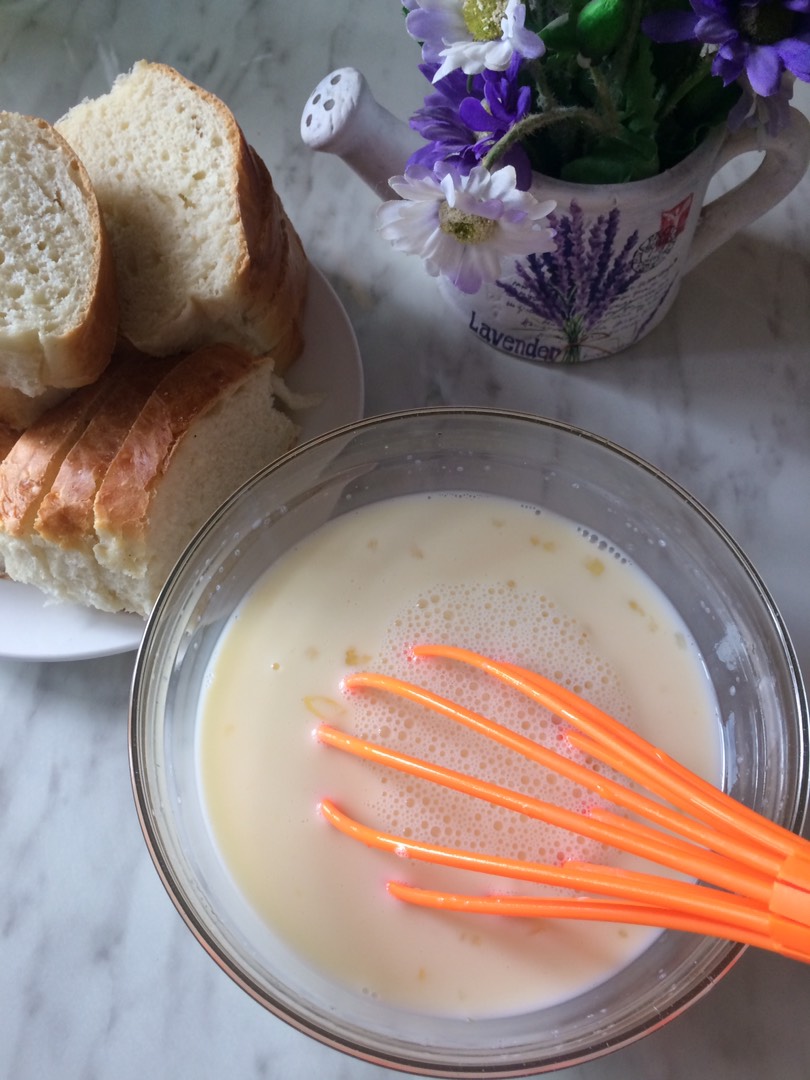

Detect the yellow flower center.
[
  {"left": 462, "top": 0, "right": 508, "bottom": 41},
  {"left": 439, "top": 202, "right": 498, "bottom": 244}
]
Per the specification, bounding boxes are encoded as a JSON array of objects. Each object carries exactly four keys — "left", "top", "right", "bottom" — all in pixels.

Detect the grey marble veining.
[{"left": 1, "top": 2, "right": 809, "bottom": 1078}]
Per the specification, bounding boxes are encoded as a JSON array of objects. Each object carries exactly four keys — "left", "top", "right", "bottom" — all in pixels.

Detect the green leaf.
[
  {"left": 657, "top": 74, "right": 741, "bottom": 167},
  {"left": 676, "top": 73, "right": 742, "bottom": 128},
  {"left": 561, "top": 154, "right": 639, "bottom": 183},
  {"left": 649, "top": 39, "right": 705, "bottom": 102},
  {"left": 622, "top": 35, "right": 658, "bottom": 139},
  {"left": 560, "top": 134, "right": 659, "bottom": 183},
  {"left": 539, "top": 13, "right": 579, "bottom": 52}
]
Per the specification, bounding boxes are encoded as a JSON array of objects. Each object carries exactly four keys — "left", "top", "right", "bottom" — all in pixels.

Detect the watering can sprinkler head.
[{"left": 300, "top": 67, "right": 421, "bottom": 199}]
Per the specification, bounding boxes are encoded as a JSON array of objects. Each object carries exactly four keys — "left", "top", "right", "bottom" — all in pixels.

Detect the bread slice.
[
  {"left": 0, "top": 372, "right": 122, "bottom": 584},
  {"left": 56, "top": 61, "right": 309, "bottom": 372},
  {"left": 92, "top": 343, "right": 297, "bottom": 615},
  {"left": 0, "top": 376, "right": 117, "bottom": 543},
  {"left": 0, "top": 111, "right": 119, "bottom": 419},
  {"left": 26, "top": 350, "right": 182, "bottom": 610}
]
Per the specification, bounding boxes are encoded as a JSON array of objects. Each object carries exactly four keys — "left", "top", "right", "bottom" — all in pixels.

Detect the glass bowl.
[{"left": 129, "top": 408, "right": 808, "bottom": 1077}]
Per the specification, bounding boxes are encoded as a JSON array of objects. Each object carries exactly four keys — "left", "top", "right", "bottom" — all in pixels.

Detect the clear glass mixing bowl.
[{"left": 130, "top": 408, "right": 808, "bottom": 1076}]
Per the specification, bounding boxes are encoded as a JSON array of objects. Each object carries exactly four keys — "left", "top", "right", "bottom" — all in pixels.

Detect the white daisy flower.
[
  {"left": 376, "top": 163, "right": 556, "bottom": 294},
  {"left": 406, "top": 0, "right": 544, "bottom": 81}
]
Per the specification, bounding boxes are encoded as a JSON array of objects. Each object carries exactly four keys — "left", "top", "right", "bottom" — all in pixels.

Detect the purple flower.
[
  {"left": 408, "top": 58, "right": 535, "bottom": 188},
  {"left": 727, "top": 69, "right": 795, "bottom": 130},
  {"left": 643, "top": 0, "right": 810, "bottom": 97},
  {"left": 408, "top": 65, "right": 485, "bottom": 172}
]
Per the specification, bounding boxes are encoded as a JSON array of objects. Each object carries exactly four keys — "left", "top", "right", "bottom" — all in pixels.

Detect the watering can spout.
[{"left": 300, "top": 68, "right": 422, "bottom": 199}]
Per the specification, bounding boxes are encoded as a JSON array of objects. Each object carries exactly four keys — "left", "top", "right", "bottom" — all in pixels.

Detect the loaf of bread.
[
  {"left": 0, "top": 63, "right": 313, "bottom": 615},
  {"left": 0, "top": 111, "right": 119, "bottom": 427},
  {"left": 0, "top": 344, "right": 297, "bottom": 616},
  {"left": 0, "top": 375, "right": 120, "bottom": 542},
  {"left": 56, "top": 61, "right": 309, "bottom": 372}
]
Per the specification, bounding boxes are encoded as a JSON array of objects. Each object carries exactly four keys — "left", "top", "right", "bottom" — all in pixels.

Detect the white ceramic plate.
[{"left": 0, "top": 266, "right": 363, "bottom": 662}]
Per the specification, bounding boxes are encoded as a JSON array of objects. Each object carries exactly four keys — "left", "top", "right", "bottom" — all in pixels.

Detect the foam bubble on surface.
[{"left": 347, "top": 581, "right": 632, "bottom": 869}]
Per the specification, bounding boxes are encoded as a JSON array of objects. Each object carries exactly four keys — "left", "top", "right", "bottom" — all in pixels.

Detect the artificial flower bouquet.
[{"left": 378, "top": 0, "right": 810, "bottom": 292}]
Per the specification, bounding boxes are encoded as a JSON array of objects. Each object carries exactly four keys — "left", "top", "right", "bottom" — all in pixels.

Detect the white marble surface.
[{"left": 1, "top": 2, "right": 810, "bottom": 1078}]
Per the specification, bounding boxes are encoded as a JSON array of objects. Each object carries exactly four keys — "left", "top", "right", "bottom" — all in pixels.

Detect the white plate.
[{"left": 0, "top": 266, "right": 363, "bottom": 662}]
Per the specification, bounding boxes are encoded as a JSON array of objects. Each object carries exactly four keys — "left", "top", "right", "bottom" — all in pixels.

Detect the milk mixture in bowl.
[{"left": 197, "top": 490, "right": 722, "bottom": 1018}]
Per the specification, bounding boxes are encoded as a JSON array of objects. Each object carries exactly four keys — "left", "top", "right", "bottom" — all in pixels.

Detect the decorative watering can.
[{"left": 301, "top": 68, "right": 810, "bottom": 363}]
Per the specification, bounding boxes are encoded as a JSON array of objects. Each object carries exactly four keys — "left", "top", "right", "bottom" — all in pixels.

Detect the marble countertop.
[{"left": 2, "top": 2, "right": 809, "bottom": 1078}]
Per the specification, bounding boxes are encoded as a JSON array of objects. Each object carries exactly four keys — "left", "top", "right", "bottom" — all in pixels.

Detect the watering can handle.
[
  {"left": 300, "top": 68, "right": 421, "bottom": 198},
  {"left": 687, "top": 107, "right": 810, "bottom": 272}
]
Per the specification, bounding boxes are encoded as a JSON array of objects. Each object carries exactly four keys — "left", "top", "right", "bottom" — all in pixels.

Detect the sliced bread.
[
  {"left": 0, "top": 111, "right": 119, "bottom": 419},
  {"left": 56, "top": 61, "right": 309, "bottom": 372},
  {"left": 93, "top": 343, "right": 297, "bottom": 615},
  {"left": 2, "top": 343, "right": 296, "bottom": 615},
  {"left": 26, "top": 350, "right": 182, "bottom": 610},
  {"left": 0, "top": 372, "right": 121, "bottom": 585},
  {"left": 0, "top": 375, "right": 118, "bottom": 542}
]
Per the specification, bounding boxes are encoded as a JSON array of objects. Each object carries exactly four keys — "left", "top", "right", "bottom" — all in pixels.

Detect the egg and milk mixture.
[{"left": 198, "top": 492, "right": 721, "bottom": 1016}]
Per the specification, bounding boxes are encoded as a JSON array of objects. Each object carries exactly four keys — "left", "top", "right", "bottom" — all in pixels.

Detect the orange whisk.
[{"left": 316, "top": 644, "right": 810, "bottom": 964}]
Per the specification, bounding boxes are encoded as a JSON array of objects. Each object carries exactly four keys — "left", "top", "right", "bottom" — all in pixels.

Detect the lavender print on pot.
[
  {"left": 437, "top": 177, "right": 703, "bottom": 364},
  {"left": 489, "top": 197, "right": 688, "bottom": 364}
]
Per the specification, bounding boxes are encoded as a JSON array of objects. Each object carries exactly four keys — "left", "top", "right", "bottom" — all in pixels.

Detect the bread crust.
[
  {"left": 0, "top": 378, "right": 114, "bottom": 536},
  {"left": 235, "top": 144, "right": 309, "bottom": 372},
  {"left": 34, "top": 352, "right": 178, "bottom": 547}
]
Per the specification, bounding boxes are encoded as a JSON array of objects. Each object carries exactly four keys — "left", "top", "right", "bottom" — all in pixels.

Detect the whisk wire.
[
  {"left": 317, "top": 721, "right": 773, "bottom": 902},
  {"left": 433, "top": 645, "right": 805, "bottom": 859},
  {"left": 316, "top": 645, "right": 810, "bottom": 964}
]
